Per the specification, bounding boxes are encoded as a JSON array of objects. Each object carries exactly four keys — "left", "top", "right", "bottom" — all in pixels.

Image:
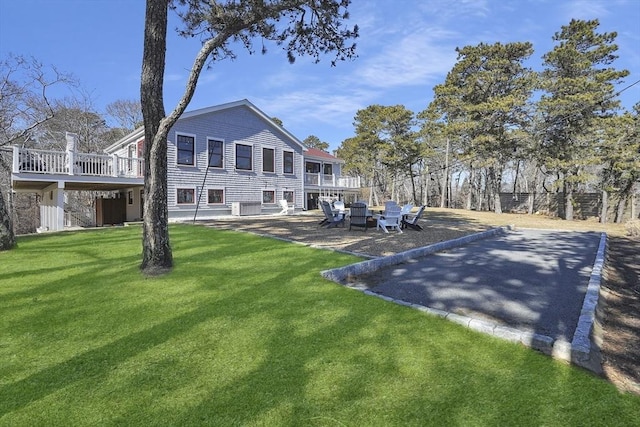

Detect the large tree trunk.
[
  {"left": 615, "top": 194, "right": 628, "bottom": 224},
  {"left": 408, "top": 165, "right": 418, "bottom": 205},
  {"left": 489, "top": 166, "right": 502, "bottom": 214},
  {"left": 465, "top": 166, "right": 474, "bottom": 210},
  {"left": 564, "top": 182, "right": 574, "bottom": 221},
  {"left": 0, "top": 188, "right": 16, "bottom": 251},
  {"left": 615, "top": 181, "right": 634, "bottom": 223},
  {"left": 527, "top": 169, "right": 539, "bottom": 215},
  {"left": 600, "top": 190, "right": 608, "bottom": 224},
  {"left": 140, "top": 0, "right": 172, "bottom": 274},
  {"left": 440, "top": 138, "right": 450, "bottom": 208}
]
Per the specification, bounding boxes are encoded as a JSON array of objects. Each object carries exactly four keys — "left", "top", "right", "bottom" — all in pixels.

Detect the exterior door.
[{"left": 307, "top": 192, "right": 319, "bottom": 210}]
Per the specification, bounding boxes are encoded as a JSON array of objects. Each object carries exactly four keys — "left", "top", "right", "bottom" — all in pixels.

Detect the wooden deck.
[{"left": 11, "top": 146, "right": 144, "bottom": 191}]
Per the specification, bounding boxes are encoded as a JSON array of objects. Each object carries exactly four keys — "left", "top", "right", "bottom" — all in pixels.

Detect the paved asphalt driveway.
[{"left": 358, "top": 229, "right": 602, "bottom": 342}]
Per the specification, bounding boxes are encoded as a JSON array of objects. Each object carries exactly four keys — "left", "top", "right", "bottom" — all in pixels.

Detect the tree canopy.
[
  {"left": 336, "top": 19, "right": 634, "bottom": 219},
  {"left": 0, "top": 54, "right": 76, "bottom": 250},
  {"left": 537, "top": 19, "right": 629, "bottom": 220},
  {"left": 426, "top": 41, "right": 536, "bottom": 213},
  {"left": 303, "top": 135, "right": 330, "bottom": 151},
  {"left": 336, "top": 104, "right": 420, "bottom": 204}
]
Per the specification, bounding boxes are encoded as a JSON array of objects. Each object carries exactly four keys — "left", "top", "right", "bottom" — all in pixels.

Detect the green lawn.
[{"left": 1, "top": 224, "right": 639, "bottom": 426}]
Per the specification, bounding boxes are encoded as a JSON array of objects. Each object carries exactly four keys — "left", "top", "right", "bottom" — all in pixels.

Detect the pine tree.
[
  {"left": 428, "top": 42, "right": 535, "bottom": 213},
  {"left": 538, "top": 19, "right": 629, "bottom": 220}
]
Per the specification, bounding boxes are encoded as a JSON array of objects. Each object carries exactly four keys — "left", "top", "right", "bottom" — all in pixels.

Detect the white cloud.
[
  {"left": 416, "top": 0, "right": 491, "bottom": 20},
  {"left": 560, "top": 0, "right": 612, "bottom": 20},
  {"left": 258, "top": 89, "right": 373, "bottom": 128},
  {"left": 353, "top": 27, "right": 458, "bottom": 88}
]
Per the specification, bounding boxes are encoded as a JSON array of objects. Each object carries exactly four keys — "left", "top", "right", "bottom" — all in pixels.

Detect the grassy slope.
[{"left": 1, "top": 224, "right": 639, "bottom": 426}]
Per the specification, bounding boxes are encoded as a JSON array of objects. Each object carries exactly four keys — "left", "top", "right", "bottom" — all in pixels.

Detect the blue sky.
[{"left": 1, "top": 0, "right": 639, "bottom": 151}]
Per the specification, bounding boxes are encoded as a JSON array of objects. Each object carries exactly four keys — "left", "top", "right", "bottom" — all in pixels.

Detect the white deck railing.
[
  {"left": 64, "top": 210, "right": 95, "bottom": 228},
  {"left": 304, "top": 172, "right": 360, "bottom": 189},
  {"left": 12, "top": 146, "right": 144, "bottom": 178}
]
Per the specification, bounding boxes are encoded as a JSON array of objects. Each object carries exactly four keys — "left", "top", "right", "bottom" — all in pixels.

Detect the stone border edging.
[
  {"left": 320, "top": 226, "right": 512, "bottom": 284},
  {"left": 567, "top": 232, "right": 606, "bottom": 373}
]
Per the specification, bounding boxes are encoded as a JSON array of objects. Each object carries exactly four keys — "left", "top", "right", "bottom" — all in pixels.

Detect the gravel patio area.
[{"left": 202, "top": 211, "right": 491, "bottom": 258}]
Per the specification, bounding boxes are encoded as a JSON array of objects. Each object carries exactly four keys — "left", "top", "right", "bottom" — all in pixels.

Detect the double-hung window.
[
  {"left": 208, "top": 188, "right": 224, "bottom": 204},
  {"left": 177, "top": 188, "right": 195, "bottom": 204},
  {"left": 177, "top": 134, "right": 195, "bottom": 166},
  {"left": 262, "top": 190, "right": 275, "bottom": 204},
  {"left": 235, "top": 144, "right": 252, "bottom": 170},
  {"left": 283, "top": 190, "right": 294, "bottom": 204},
  {"left": 208, "top": 139, "right": 223, "bottom": 168},
  {"left": 283, "top": 151, "right": 294, "bottom": 174},
  {"left": 263, "top": 147, "right": 275, "bottom": 173}
]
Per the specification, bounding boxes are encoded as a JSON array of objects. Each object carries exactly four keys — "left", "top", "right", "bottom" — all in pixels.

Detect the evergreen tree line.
[{"left": 336, "top": 19, "right": 639, "bottom": 222}]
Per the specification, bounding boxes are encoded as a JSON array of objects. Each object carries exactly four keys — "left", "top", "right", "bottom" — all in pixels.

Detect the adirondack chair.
[
  {"left": 400, "top": 203, "right": 413, "bottom": 218},
  {"left": 349, "top": 202, "right": 369, "bottom": 231},
  {"left": 279, "top": 199, "right": 295, "bottom": 215},
  {"left": 377, "top": 204, "right": 403, "bottom": 233},
  {"left": 384, "top": 201, "right": 399, "bottom": 213},
  {"left": 320, "top": 201, "right": 344, "bottom": 228},
  {"left": 332, "top": 200, "right": 346, "bottom": 215},
  {"left": 401, "top": 205, "right": 426, "bottom": 230}
]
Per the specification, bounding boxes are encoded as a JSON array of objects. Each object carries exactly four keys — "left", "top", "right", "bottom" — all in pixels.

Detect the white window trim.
[
  {"left": 235, "top": 142, "right": 254, "bottom": 171},
  {"left": 176, "top": 132, "right": 197, "bottom": 167},
  {"left": 262, "top": 146, "right": 276, "bottom": 174},
  {"left": 207, "top": 187, "right": 225, "bottom": 205},
  {"left": 127, "top": 144, "right": 136, "bottom": 172},
  {"left": 262, "top": 188, "right": 276, "bottom": 204},
  {"left": 176, "top": 187, "right": 197, "bottom": 205},
  {"left": 207, "top": 137, "right": 225, "bottom": 169},
  {"left": 283, "top": 150, "right": 295, "bottom": 175}
]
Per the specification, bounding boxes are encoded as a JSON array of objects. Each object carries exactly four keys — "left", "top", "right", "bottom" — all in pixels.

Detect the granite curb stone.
[{"left": 320, "top": 226, "right": 512, "bottom": 284}]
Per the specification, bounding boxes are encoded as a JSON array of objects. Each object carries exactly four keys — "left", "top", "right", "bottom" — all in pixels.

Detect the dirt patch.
[{"left": 600, "top": 236, "right": 640, "bottom": 395}]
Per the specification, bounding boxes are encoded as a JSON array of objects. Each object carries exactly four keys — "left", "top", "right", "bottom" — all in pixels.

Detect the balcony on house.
[
  {"left": 304, "top": 172, "right": 360, "bottom": 189},
  {"left": 12, "top": 146, "right": 144, "bottom": 179}
]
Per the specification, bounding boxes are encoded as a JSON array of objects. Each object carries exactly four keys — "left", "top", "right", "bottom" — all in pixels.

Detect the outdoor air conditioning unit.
[{"left": 231, "top": 201, "right": 262, "bottom": 216}]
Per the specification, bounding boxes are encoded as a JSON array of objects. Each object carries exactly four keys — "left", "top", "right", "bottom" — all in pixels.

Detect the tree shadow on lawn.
[
  {"left": 2, "top": 228, "right": 638, "bottom": 424},
  {"left": 0, "top": 251, "right": 299, "bottom": 413},
  {"left": 165, "top": 289, "right": 636, "bottom": 426},
  {"left": 0, "top": 227, "right": 352, "bottom": 416}
]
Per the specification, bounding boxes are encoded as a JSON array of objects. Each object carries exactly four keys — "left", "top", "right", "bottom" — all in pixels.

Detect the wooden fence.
[{"left": 499, "top": 192, "right": 639, "bottom": 221}]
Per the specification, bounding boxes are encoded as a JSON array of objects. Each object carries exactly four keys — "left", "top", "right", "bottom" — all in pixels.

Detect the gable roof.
[
  {"left": 105, "top": 126, "right": 144, "bottom": 153},
  {"left": 304, "top": 147, "right": 344, "bottom": 164},
  {"left": 105, "top": 99, "right": 306, "bottom": 153}
]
